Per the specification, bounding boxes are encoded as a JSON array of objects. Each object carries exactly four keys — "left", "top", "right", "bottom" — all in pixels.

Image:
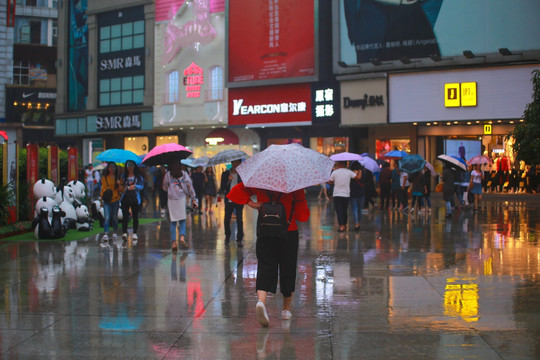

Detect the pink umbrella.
[
  {"left": 142, "top": 143, "right": 192, "bottom": 166},
  {"left": 424, "top": 161, "right": 436, "bottom": 177},
  {"left": 329, "top": 152, "right": 362, "bottom": 162},
  {"left": 236, "top": 143, "right": 334, "bottom": 193},
  {"left": 468, "top": 155, "right": 491, "bottom": 165}
]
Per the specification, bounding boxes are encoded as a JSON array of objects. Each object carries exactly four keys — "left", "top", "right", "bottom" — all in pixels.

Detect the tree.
[{"left": 507, "top": 70, "right": 540, "bottom": 166}]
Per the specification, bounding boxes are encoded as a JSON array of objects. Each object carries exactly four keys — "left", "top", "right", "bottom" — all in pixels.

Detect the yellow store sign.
[{"left": 445, "top": 82, "right": 477, "bottom": 107}]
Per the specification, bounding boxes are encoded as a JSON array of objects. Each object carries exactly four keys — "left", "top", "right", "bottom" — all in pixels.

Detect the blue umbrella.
[
  {"left": 399, "top": 154, "right": 426, "bottom": 174},
  {"left": 382, "top": 150, "right": 408, "bottom": 159},
  {"left": 96, "top": 149, "right": 141, "bottom": 165}
]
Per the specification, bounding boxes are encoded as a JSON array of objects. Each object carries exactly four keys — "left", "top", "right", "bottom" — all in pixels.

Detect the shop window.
[
  {"left": 13, "top": 61, "right": 30, "bottom": 85},
  {"left": 376, "top": 139, "right": 410, "bottom": 159},
  {"left": 310, "top": 137, "right": 348, "bottom": 156},
  {"left": 207, "top": 66, "right": 223, "bottom": 101},
  {"left": 156, "top": 135, "right": 179, "bottom": 147},
  {"left": 268, "top": 138, "right": 302, "bottom": 147},
  {"left": 124, "top": 136, "right": 148, "bottom": 155},
  {"left": 167, "top": 71, "right": 179, "bottom": 103}
]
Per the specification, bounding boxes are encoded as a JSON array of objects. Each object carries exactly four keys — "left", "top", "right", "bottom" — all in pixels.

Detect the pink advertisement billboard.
[{"left": 228, "top": 0, "right": 315, "bottom": 85}]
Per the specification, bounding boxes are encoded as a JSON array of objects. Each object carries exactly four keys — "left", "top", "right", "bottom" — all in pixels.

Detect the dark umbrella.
[{"left": 399, "top": 154, "right": 426, "bottom": 174}]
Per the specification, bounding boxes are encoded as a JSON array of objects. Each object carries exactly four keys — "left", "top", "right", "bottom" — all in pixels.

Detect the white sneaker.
[
  {"left": 132, "top": 233, "right": 138, "bottom": 240},
  {"left": 122, "top": 233, "right": 128, "bottom": 241},
  {"left": 256, "top": 301, "right": 269, "bottom": 327},
  {"left": 112, "top": 233, "right": 118, "bottom": 240},
  {"left": 281, "top": 310, "right": 292, "bottom": 320},
  {"left": 101, "top": 234, "right": 109, "bottom": 242}
]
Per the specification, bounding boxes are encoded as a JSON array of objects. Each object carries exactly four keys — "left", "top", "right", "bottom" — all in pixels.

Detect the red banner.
[
  {"left": 26, "top": 144, "right": 39, "bottom": 219},
  {"left": 67, "top": 147, "right": 78, "bottom": 182},
  {"left": 228, "top": 0, "right": 315, "bottom": 84},
  {"left": 48, "top": 145, "right": 59, "bottom": 185}
]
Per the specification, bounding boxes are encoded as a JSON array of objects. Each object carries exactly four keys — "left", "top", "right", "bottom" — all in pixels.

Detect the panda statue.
[
  {"left": 33, "top": 178, "right": 56, "bottom": 200},
  {"left": 75, "top": 204, "right": 93, "bottom": 231},
  {"left": 58, "top": 186, "right": 77, "bottom": 229},
  {"left": 90, "top": 200, "right": 105, "bottom": 228},
  {"left": 50, "top": 206, "right": 67, "bottom": 239},
  {"left": 32, "top": 207, "right": 52, "bottom": 240},
  {"left": 67, "top": 180, "right": 86, "bottom": 203}
]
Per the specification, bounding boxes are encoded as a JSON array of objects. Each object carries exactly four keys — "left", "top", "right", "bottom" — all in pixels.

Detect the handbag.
[{"left": 102, "top": 177, "right": 113, "bottom": 203}]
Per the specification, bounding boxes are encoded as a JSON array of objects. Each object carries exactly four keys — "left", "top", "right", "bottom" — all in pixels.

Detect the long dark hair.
[
  {"left": 123, "top": 160, "right": 143, "bottom": 183},
  {"left": 103, "top": 162, "right": 118, "bottom": 180}
]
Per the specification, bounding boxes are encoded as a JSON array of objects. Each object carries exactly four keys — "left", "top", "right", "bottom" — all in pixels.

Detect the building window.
[
  {"left": 99, "top": 75, "right": 144, "bottom": 107},
  {"left": 13, "top": 61, "right": 30, "bottom": 85},
  {"left": 99, "top": 20, "right": 144, "bottom": 53},
  {"left": 167, "top": 71, "right": 179, "bottom": 103},
  {"left": 207, "top": 66, "right": 223, "bottom": 101}
]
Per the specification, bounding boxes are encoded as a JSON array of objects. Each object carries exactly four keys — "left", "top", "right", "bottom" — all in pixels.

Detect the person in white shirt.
[
  {"left": 468, "top": 164, "right": 484, "bottom": 212},
  {"left": 328, "top": 161, "right": 360, "bottom": 232},
  {"left": 84, "top": 165, "right": 94, "bottom": 200}
]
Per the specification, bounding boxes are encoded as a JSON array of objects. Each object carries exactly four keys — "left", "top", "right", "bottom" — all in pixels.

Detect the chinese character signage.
[
  {"left": 311, "top": 82, "right": 340, "bottom": 125},
  {"left": 229, "top": 83, "right": 312, "bottom": 127},
  {"left": 445, "top": 82, "right": 477, "bottom": 108},
  {"left": 183, "top": 63, "right": 204, "bottom": 98},
  {"left": 228, "top": 0, "right": 315, "bottom": 86},
  {"left": 95, "top": 112, "right": 142, "bottom": 132}
]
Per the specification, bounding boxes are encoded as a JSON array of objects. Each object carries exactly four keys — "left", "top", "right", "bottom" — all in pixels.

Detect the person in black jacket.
[{"left": 220, "top": 159, "right": 244, "bottom": 247}]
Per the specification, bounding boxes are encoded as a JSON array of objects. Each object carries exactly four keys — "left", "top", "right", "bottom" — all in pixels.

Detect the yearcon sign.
[
  {"left": 228, "top": 83, "right": 312, "bottom": 127},
  {"left": 228, "top": 0, "right": 315, "bottom": 85}
]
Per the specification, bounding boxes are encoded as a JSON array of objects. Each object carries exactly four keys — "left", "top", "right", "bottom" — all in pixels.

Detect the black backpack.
[{"left": 257, "top": 191, "right": 294, "bottom": 240}]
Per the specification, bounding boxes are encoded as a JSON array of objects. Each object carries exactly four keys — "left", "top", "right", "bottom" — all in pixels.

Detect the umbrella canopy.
[
  {"left": 358, "top": 156, "right": 380, "bottom": 173},
  {"left": 94, "top": 163, "right": 108, "bottom": 171},
  {"left": 468, "top": 155, "right": 491, "bottom": 165},
  {"left": 96, "top": 149, "right": 141, "bottom": 165},
  {"left": 142, "top": 143, "right": 192, "bottom": 166},
  {"left": 236, "top": 143, "right": 334, "bottom": 193},
  {"left": 0, "top": 131, "right": 8, "bottom": 141},
  {"left": 207, "top": 149, "right": 249, "bottom": 166},
  {"left": 382, "top": 150, "right": 408, "bottom": 159},
  {"left": 424, "top": 161, "right": 436, "bottom": 177},
  {"left": 191, "top": 156, "right": 210, "bottom": 168},
  {"left": 437, "top": 154, "right": 467, "bottom": 171},
  {"left": 399, "top": 154, "right": 426, "bottom": 174},
  {"left": 329, "top": 152, "right": 362, "bottom": 162},
  {"left": 181, "top": 158, "right": 195, "bottom": 167}
]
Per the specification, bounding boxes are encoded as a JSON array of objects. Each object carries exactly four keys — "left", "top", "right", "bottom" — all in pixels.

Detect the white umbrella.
[
  {"left": 236, "top": 143, "right": 334, "bottom": 193},
  {"left": 329, "top": 152, "right": 363, "bottom": 162},
  {"left": 191, "top": 156, "right": 210, "bottom": 168},
  {"left": 437, "top": 154, "right": 467, "bottom": 171},
  {"left": 358, "top": 156, "right": 380, "bottom": 173},
  {"left": 424, "top": 161, "right": 436, "bottom": 177},
  {"left": 207, "top": 149, "right": 249, "bottom": 166}
]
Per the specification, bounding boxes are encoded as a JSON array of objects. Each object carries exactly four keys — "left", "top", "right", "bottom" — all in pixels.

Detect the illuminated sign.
[
  {"left": 183, "top": 62, "right": 204, "bottom": 98},
  {"left": 444, "top": 83, "right": 460, "bottom": 107},
  {"left": 96, "top": 113, "right": 142, "bottom": 132},
  {"left": 484, "top": 124, "right": 492, "bottom": 135},
  {"left": 314, "top": 88, "right": 335, "bottom": 118},
  {"left": 205, "top": 137, "right": 224, "bottom": 146},
  {"left": 445, "top": 82, "right": 477, "bottom": 107},
  {"left": 232, "top": 99, "right": 307, "bottom": 116}
]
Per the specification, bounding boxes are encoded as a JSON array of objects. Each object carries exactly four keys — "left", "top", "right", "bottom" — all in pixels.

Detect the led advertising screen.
[
  {"left": 339, "top": 0, "right": 540, "bottom": 65},
  {"left": 444, "top": 139, "right": 481, "bottom": 161},
  {"left": 228, "top": 0, "right": 316, "bottom": 86},
  {"left": 228, "top": 83, "right": 312, "bottom": 127}
]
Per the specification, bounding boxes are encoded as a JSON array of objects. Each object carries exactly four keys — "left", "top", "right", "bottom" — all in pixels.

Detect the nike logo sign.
[{"left": 22, "top": 92, "right": 35, "bottom": 98}]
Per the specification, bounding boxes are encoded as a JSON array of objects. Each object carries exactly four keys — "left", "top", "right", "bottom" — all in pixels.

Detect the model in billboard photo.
[
  {"left": 68, "top": 0, "right": 88, "bottom": 111},
  {"left": 343, "top": 0, "right": 442, "bottom": 64}
]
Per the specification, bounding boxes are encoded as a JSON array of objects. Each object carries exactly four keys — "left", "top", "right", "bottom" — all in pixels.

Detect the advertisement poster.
[
  {"left": 340, "top": 0, "right": 540, "bottom": 65},
  {"left": 68, "top": 147, "right": 79, "bottom": 182},
  {"left": 228, "top": 0, "right": 315, "bottom": 85},
  {"left": 68, "top": 0, "right": 88, "bottom": 111}
]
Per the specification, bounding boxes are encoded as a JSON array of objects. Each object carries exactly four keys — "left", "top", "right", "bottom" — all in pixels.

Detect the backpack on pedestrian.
[{"left": 257, "top": 191, "right": 295, "bottom": 240}]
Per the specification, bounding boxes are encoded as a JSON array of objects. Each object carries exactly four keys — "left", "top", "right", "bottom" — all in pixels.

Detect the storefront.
[{"left": 388, "top": 64, "right": 538, "bottom": 168}]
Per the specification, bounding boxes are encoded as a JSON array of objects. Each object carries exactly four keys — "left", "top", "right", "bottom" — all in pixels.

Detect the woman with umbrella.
[
  {"left": 120, "top": 160, "right": 145, "bottom": 244},
  {"left": 100, "top": 162, "right": 122, "bottom": 244},
  {"left": 468, "top": 164, "right": 484, "bottom": 212},
  {"left": 163, "top": 161, "right": 198, "bottom": 251}
]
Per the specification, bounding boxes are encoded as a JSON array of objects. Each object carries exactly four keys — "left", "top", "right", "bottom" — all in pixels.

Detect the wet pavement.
[{"left": 0, "top": 194, "right": 539, "bottom": 359}]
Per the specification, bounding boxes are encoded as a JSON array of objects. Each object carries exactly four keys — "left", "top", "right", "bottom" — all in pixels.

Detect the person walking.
[
  {"left": 349, "top": 162, "right": 364, "bottom": 230},
  {"left": 84, "top": 164, "right": 95, "bottom": 201},
  {"left": 442, "top": 163, "right": 455, "bottom": 218},
  {"left": 378, "top": 162, "right": 392, "bottom": 209},
  {"left": 422, "top": 166, "right": 432, "bottom": 212},
  {"left": 100, "top": 162, "right": 122, "bottom": 244},
  {"left": 398, "top": 169, "right": 410, "bottom": 213},
  {"left": 191, "top": 166, "right": 205, "bottom": 214},
  {"left": 163, "top": 161, "right": 198, "bottom": 251},
  {"left": 120, "top": 160, "right": 144, "bottom": 244},
  {"left": 468, "top": 164, "right": 484, "bottom": 212},
  {"left": 390, "top": 160, "right": 401, "bottom": 209},
  {"left": 220, "top": 159, "right": 244, "bottom": 246},
  {"left": 409, "top": 170, "right": 426, "bottom": 213},
  {"left": 329, "top": 161, "right": 360, "bottom": 232},
  {"left": 203, "top": 167, "right": 217, "bottom": 214},
  {"left": 226, "top": 182, "right": 310, "bottom": 327}
]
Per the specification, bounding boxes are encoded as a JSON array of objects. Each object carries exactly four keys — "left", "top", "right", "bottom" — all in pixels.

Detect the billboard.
[
  {"left": 68, "top": 0, "right": 88, "bottom": 111},
  {"left": 339, "top": 0, "right": 540, "bottom": 65},
  {"left": 228, "top": 0, "right": 316, "bottom": 86},
  {"left": 228, "top": 83, "right": 312, "bottom": 127}
]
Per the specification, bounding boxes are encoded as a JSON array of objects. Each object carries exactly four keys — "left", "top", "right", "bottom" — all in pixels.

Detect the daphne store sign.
[
  {"left": 95, "top": 113, "right": 142, "bottom": 131},
  {"left": 343, "top": 94, "right": 384, "bottom": 109}
]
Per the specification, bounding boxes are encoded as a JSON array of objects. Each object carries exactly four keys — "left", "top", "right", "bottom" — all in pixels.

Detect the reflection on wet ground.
[{"left": 0, "top": 194, "right": 538, "bottom": 359}]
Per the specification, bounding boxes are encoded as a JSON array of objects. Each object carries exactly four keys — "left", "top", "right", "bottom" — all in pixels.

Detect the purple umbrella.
[{"left": 329, "top": 152, "right": 362, "bottom": 162}]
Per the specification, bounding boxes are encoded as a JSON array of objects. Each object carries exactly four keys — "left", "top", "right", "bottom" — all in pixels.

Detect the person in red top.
[{"left": 227, "top": 182, "right": 310, "bottom": 327}]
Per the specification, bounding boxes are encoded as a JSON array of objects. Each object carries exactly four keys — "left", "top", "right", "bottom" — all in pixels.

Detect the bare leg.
[
  {"left": 283, "top": 294, "right": 293, "bottom": 311},
  {"left": 257, "top": 290, "right": 268, "bottom": 304}
]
